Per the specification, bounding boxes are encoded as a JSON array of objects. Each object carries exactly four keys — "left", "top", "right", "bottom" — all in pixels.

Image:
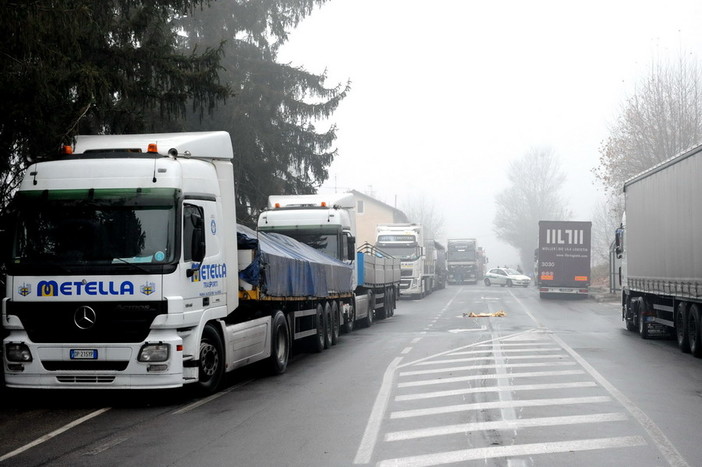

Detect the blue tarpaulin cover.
[{"left": 237, "top": 224, "right": 353, "bottom": 297}]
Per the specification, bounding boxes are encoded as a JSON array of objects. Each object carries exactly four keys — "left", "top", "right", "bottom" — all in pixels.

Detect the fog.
[{"left": 278, "top": 0, "right": 702, "bottom": 267}]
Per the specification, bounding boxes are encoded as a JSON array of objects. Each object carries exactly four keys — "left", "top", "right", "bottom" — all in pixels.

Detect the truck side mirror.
[
  {"left": 347, "top": 235, "right": 355, "bottom": 261},
  {"left": 614, "top": 228, "right": 624, "bottom": 259}
]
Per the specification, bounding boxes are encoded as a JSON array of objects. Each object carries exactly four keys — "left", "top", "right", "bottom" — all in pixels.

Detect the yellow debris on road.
[{"left": 464, "top": 311, "right": 506, "bottom": 318}]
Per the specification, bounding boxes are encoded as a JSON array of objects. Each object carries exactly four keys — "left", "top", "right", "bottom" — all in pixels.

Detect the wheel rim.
[
  {"left": 689, "top": 312, "right": 698, "bottom": 348},
  {"left": 200, "top": 341, "right": 219, "bottom": 380},
  {"left": 275, "top": 326, "right": 287, "bottom": 362},
  {"left": 676, "top": 308, "right": 685, "bottom": 342}
]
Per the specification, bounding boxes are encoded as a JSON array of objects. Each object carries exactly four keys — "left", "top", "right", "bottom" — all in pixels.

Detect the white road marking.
[
  {"left": 410, "top": 337, "right": 422, "bottom": 344},
  {"left": 510, "top": 292, "right": 691, "bottom": 467},
  {"left": 377, "top": 436, "right": 647, "bottom": 467},
  {"left": 448, "top": 347, "right": 561, "bottom": 355},
  {"left": 0, "top": 407, "right": 111, "bottom": 463},
  {"left": 398, "top": 369, "right": 585, "bottom": 387},
  {"left": 390, "top": 396, "right": 612, "bottom": 419},
  {"left": 447, "top": 328, "right": 486, "bottom": 333},
  {"left": 385, "top": 412, "right": 629, "bottom": 441},
  {"left": 395, "top": 381, "right": 597, "bottom": 402},
  {"left": 399, "top": 360, "right": 576, "bottom": 377},
  {"left": 415, "top": 353, "right": 568, "bottom": 366},
  {"left": 172, "top": 379, "right": 254, "bottom": 415},
  {"left": 401, "top": 347, "right": 412, "bottom": 355},
  {"left": 353, "top": 356, "right": 403, "bottom": 464}
]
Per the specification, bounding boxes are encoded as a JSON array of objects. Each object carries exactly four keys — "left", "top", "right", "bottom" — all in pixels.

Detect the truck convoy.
[
  {"left": 257, "top": 193, "right": 401, "bottom": 327},
  {"left": 446, "top": 238, "right": 480, "bottom": 284},
  {"left": 616, "top": 143, "right": 702, "bottom": 354},
  {"left": 376, "top": 223, "right": 435, "bottom": 299},
  {"left": 1, "top": 132, "right": 358, "bottom": 393},
  {"left": 536, "top": 220, "right": 592, "bottom": 298}
]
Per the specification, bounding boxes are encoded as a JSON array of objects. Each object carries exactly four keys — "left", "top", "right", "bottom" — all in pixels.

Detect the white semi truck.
[
  {"left": 2, "top": 132, "right": 355, "bottom": 393},
  {"left": 375, "top": 223, "right": 434, "bottom": 299},
  {"left": 257, "top": 193, "right": 400, "bottom": 328},
  {"left": 617, "top": 142, "right": 702, "bottom": 354}
]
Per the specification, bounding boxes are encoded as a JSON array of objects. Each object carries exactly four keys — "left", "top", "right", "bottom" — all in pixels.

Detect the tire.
[
  {"left": 376, "top": 292, "right": 387, "bottom": 320},
  {"left": 197, "top": 323, "right": 225, "bottom": 395},
  {"left": 388, "top": 288, "right": 395, "bottom": 317},
  {"left": 484, "top": 278, "right": 491, "bottom": 286},
  {"left": 634, "top": 297, "right": 650, "bottom": 339},
  {"left": 675, "top": 302, "right": 690, "bottom": 353},
  {"left": 623, "top": 297, "right": 637, "bottom": 331},
  {"left": 311, "top": 304, "right": 325, "bottom": 353},
  {"left": 506, "top": 279, "right": 513, "bottom": 287},
  {"left": 331, "top": 301, "right": 340, "bottom": 345},
  {"left": 343, "top": 301, "right": 355, "bottom": 334},
  {"left": 268, "top": 311, "right": 290, "bottom": 374},
  {"left": 688, "top": 304, "right": 702, "bottom": 357},
  {"left": 361, "top": 291, "right": 374, "bottom": 328},
  {"left": 323, "top": 302, "right": 332, "bottom": 349}
]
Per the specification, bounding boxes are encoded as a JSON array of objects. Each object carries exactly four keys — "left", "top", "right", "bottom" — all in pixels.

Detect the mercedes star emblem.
[{"left": 74, "top": 306, "right": 97, "bottom": 330}]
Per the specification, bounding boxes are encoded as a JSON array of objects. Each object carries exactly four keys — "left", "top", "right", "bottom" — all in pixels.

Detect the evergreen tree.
[
  {"left": 0, "top": 0, "right": 229, "bottom": 207},
  {"left": 178, "top": 0, "right": 349, "bottom": 226}
]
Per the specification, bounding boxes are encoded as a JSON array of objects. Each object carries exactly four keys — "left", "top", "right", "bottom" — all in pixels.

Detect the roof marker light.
[
  {"left": 321, "top": 201, "right": 327, "bottom": 207},
  {"left": 147, "top": 143, "right": 158, "bottom": 153},
  {"left": 61, "top": 145, "right": 73, "bottom": 155},
  {"left": 274, "top": 203, "right": 281, "bottom": 208}
]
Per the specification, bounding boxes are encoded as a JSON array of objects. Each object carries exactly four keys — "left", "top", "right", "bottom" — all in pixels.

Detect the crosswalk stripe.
[
  {"left": 415, "top": 353, "right": 568, "bottom": 366},
  {"left": 399, "top": 361, "right": 576, "bottom": 377},
  {"left": 395, "top": 381, "right": 598, "bottom": 401},
  {"left": 385, "top": 412, "right": 629, "bottom": 441},
  {"left": 398, "top": 369, "right": 585, "bottom": 387},
  {"left": 448, "top": 347, "right": 561, "bottom": 356},
  {"left": 390, "top": 396, "right": 612, "bottom": 419},
  {"left": 377, "top": 436, "right": 647, "bottom": 466}
]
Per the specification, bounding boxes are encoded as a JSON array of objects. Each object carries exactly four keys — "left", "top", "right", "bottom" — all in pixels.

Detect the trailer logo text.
[{"left": 545, "top": 229, "right": 586, "bottom": 245}]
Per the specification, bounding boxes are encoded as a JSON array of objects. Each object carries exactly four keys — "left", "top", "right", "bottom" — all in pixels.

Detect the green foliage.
[
  {"left": 178, "top": 0, "right": 348, "bottom": 226},
  {"left": 0, "top": 0, "right": 228, "bottom": 206}
]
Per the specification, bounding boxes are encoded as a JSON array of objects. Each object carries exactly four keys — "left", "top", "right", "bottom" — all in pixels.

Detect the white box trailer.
[{"left": 617, "top": 142, "right": 702, "bottom": 354}]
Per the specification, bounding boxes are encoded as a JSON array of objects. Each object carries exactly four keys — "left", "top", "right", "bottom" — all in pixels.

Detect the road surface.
[{"left": 1, "top": 284, "right": 700, "bottom": 466}]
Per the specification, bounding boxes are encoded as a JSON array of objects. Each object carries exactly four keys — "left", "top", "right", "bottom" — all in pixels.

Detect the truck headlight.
[
  {"left": 138, "top": 343, "right": 169, "bottom": 362},
  {"left": 5, "top": 343, "right": 33, "bottom": 362}
]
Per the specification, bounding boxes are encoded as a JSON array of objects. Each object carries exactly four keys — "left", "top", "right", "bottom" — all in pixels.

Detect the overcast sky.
[{"left": 278, "top": 0, "right": 702, "bottom": 267}]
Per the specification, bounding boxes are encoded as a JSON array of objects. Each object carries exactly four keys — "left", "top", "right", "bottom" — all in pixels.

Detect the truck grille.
[
  {"left": 7, "top": 300, "right": 166, "bottom": 343},
  {"left": 56, "top": 376, "right": 116, "bottom": 384},
  {"left": 42, "top": 361, "right": 129, "bottom": 371}
]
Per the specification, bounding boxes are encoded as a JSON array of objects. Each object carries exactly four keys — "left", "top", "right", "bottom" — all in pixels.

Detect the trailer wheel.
[
  {"left": 361, "top": 291, "right": 374, "bottom": 328},
  {"left": 388, "top": 287, "right": 395, "bottom": 317},
  {"left": 323, "top": 302, "right": 333, "bottom": 349},
  {"left": 343, "top": 301, "right": 355, "bottom": 334},
  {"left": 268, "top": 311, "right": 290, "bottom": 374},
  {"left": 688, "top": 304, "right": 702, "bottom": 357},
  {"left": 634, "top": 297, "right": 650, "bottom": 339},
  {"left": 197, "top": 323, "right": 225, "bottom": 394},
  {"left": 311, "top": 304, "right": 325, "bottom": 353},
  {"left": 331, "top": 301, "right": 340, "bottom": 345},
  {"left": 675, "top": 302, "right": 691, "bottom": 353}
]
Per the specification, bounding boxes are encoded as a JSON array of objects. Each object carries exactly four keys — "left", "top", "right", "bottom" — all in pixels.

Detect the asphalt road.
[{"left": 1, "top": 284, "right": 701, "bottom": 466}]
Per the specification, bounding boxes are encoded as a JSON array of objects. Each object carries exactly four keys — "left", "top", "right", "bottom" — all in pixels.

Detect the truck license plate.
[{"left": 70, "top": 349, "right": 98, "bottom": 359}]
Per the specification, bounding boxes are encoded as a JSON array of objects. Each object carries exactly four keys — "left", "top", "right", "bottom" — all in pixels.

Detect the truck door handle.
[{"left": 203, "top": 297, "right": 210, "bottom": 307}]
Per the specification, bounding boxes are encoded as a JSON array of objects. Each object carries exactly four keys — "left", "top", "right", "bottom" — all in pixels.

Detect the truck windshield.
[
  {"left": 268, "top": 230, "right": 339, "bottom": 260},
  {"left": 375, "top": 244, "right": 419, "bottom": 261},
  {"left": 9, "top": 188, "right": 178, "bottom": 274},
  {"left": 448, "top": 247, "right": 475, "bottom": 261}
]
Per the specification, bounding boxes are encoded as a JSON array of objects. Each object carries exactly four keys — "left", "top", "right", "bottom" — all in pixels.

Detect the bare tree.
[
  {"left": 591, "top": 196, "right": 623, "bottom": 267},
  {"left": 594, "top": 54, "right": 702, "bottom": 196},
  {"left": 400, "top": 194, "right": 445, "bottom": 241},
  {"left": 494, "top": 147, "right": 570, "bottom": 269}
]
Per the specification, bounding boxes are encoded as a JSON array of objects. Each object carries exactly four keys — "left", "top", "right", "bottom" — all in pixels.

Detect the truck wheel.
[
  {"left": 197, "top": 323, "right": 225, "bottom": 394},
  {"left": 688, "top": 304, "right": 702, "bottom": 357},
  {"left": 343, "top": 302, "right": 355, "bottom": 334},
  {"left": 331, "top": 301, "right": 340, "bottom": 345},
  {"left": 388, "top": 288, "right": 395, "bottom": 317},
  {"left": 268, "top": 311, "right": 290, "bottom": 374},
  {"left": 323, "top": 302, "right": 333, "bottom": 349},
  {"left": 376, "top": 293, "right": 387, "bottom": 320},
  {"left": 312, "top": 304, "right": 325, "bottom": 353},
  {"left": 361, "top": 291, "right": 374, "bottom": 328},
  {"left": 675, "top": 302, "right": 690, "bottom": 353},
  {"left": 634, "top": 297, "right": 650, "bottom": 339},
  {"left": 484, "top": 278, "right": 491, "bottom": 286}
]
